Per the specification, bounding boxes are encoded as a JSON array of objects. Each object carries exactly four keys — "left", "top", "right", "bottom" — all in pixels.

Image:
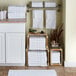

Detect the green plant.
[
  {"left": 29, "top": 28, "right": 37, "bottom": 33},
  {"left": 50, "top": 24, "right": 64, "bottom": 47}
]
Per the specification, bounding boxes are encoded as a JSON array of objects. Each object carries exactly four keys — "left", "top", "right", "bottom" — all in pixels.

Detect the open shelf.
[{"left": 0, "top": 19, "right": 26, "bottom": 23}]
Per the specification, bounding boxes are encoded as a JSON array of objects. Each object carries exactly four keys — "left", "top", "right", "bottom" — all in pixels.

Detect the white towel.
[
  {"left": 8, "top": 70, "right": 57, "bottom": 76},
  {"left": 8, "top": 6, "right": 26, "bottom": 13},
  {"left": 51, "top": 51, "right": 60, "bottom": 63},
  {"left": 8, "top": 12, "right": 25, "bottom": 19},
  {"left": 0, "top": 11, "right": 7, "bottom": 20},
  {"left": 31, "top": 1, "right": 43, "bottom": 7},
  {"left": 46, "top": 10, "right": 56, "bottom": 29},
  {"left": 45, "top": 2, "right": 56, "bottom": 7},
  {"left": 28, "top": 51, "right": 47, "bottom": 66},
  {"left": 32, "top": 10, "right": 43, "bottom": 28},
  {"left": 29, "top": 36, "right": 46, "bottom": 50}
]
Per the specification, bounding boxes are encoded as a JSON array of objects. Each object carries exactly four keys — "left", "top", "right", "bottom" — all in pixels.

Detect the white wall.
[
  {"left": 65, "top": 0, "right": 76, "bottom": 67},
  {"left": 0, "top": 0, "right": 54, "bottom": 7},
  {"left": 0, "top": 0, "right": 27, "bottom": 6}
]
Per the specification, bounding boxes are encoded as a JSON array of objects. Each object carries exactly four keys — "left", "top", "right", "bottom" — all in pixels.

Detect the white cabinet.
[
  {"left": 6, "top": 33, "right": 25, "bottom": 64},
  {"left": 0, "top": 33, "right": 5, "bottom": 63},
  {"left": 0, "top": 23, "right": 25, "bottom": 66}
]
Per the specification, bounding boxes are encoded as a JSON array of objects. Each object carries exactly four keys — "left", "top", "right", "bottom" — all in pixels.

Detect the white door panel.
[
  {"left": 0, "top": 33, "right": 5, "bottom": 63},
  {"left": 6, "top": 33, "right": 25, "bottom": 64}
]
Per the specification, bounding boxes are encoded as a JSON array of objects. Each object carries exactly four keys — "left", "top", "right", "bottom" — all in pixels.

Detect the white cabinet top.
[{"left": 0, "top": 23, "right": 25, "bottom": 33}]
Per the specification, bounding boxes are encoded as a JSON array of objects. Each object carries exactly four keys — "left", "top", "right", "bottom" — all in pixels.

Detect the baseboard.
[
  {"left": 64, "top": 61, "right": 76, "bottom": 67},
  {"left": 0, "top": 63, "right": 25, "bottom": 66}
]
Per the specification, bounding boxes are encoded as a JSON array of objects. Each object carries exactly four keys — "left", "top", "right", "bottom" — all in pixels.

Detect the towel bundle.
[
  {"left": 29, "top": 36, "right": 46, "bottom": 50},
  {"left": 0, "top": 10, "right": 7, "bottom": 20},
  {"left": 28, "top": 51, "right": 47, "bottom": 66},
  {"left": 8, "top": 6, "right": 26, "bottom": 19}
]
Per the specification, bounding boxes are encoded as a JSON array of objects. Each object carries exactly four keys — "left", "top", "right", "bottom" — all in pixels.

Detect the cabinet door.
[
  {"left": 0, "top": 33, "right": 5, "bottom": 63},
  {"left": 6, "top": 33, "right": 25, "bottom": 64}
]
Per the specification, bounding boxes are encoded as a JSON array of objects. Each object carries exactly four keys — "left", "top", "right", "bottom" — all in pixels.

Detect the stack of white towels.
[
  {"left": 8, "top": 6, "right": 26, "bottom": 19},
  {"left": 0, "top": 10, "right": 7, "bottom": 20},
  {"left": 28, "top": 36, "right": 47, "bottom": 66},
  {"left": 29, "top": 36, "right": 46, "bottom": 50},
  {"left": 28, "top": 51, "right": 47, "bottom": 66}
]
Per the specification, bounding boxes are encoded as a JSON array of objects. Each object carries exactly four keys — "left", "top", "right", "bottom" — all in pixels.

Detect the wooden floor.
[{"left": 0, "top": 66, "right": 76, "bottom": 76}]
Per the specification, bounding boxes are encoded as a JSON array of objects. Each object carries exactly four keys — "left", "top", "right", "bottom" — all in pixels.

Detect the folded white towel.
[
  {"left": 29, "top": 36, "right": 46, "bottom": 50},
  {"left": 0, "top": 11, "right": 7, "bottom": 20},
  {"left": 45, "top": 2, "right": 56, "bottom": 7},
  {"left": 32, "top": 10, "right": 43, "bottom": 28},
  {"left": 31, "top": 1, "right": 43, "bottom": 7},
  {"left": 8, "top": 12, "right": 25, "bottom": 19},
  {"left": 28, "top": 51, "right": 47, "bottom": 66},
  {"left": 8, "top": 6, "right": 26, "bottom": 13},
  {"left": 46, "top": 10, "right": 56, "bottom": 29}
]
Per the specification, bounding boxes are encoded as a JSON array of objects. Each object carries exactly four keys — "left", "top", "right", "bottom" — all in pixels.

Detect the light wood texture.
[
  {"left": 0, "top": 19, "right": 26, "bottom": 23},
  {"left": 0, "top": 66, "right": 76, "bottom": 76},
  {"left": 28, "top": 7, "right": 58, "bottom": 10}
]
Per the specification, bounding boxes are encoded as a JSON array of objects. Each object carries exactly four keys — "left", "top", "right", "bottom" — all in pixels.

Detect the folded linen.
[
  {"left": 28, "top": 51, "right": 47, "bottom": 66},
  {"left": 8, "top": 6, "right": 26, "bottom": 13},
  {"left": 31, "top": 1, "right": 43, "bottom": 7},
  {"left": 8, "top": 12, "right": 25, "bottom": 19},
  {"left": 45, "top": 2, "right": 56, "bottom": 7},
  {"left": 29, "top": 36, "right": 46, "bottom": 50}
]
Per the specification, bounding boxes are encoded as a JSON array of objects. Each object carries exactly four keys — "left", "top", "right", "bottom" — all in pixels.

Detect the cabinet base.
[{"left": 0, "top": 63, "right": 25, "bottom": 66}]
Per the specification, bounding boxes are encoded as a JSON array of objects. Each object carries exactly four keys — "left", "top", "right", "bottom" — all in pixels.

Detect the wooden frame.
[
  {"left": 49, "top": 48, "right": 63, "bottom": 66},
  {"left": 26, "top": 33, "right": 49, "bottom": 66}
]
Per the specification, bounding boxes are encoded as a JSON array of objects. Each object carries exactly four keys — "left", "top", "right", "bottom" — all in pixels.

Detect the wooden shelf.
[
  {"left": 50, "top": 48, "right": 63, "bottom": 66},
  {"left": 28, "top": 7, "right": 58, "bottom": 10},
  {"left": 0, "top": 19, "right": 26, "bottom": 23},
  {"left": 51, "top": 63, "right": 62, "bottom": 66}
]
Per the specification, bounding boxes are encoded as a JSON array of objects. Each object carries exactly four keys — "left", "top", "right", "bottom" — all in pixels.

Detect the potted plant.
[
  {"left": 29, "top": 28, "right": 37, "bottom": 33},
  {"left": 50, "top": 24, "right": 64, "bottom": 48}
]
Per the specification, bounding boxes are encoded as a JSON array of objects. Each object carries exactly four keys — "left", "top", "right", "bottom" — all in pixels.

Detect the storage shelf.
[
  {"left": 50, "top": 48, "right": 63, "bottom": 66},
  {"left": 26, "top": 33, "right": 49, "bottom": 66},
  {"left": 50, "top": 49, "right": 62, "bottom": 51},
  {"left": 28, "top": 7, "right": 58, "bottom": 10},
  {"left": 28, "top": 33, "right": 47, "bottom": 36},
  {"left": 0, "top": 19, "right": 26, "bottom": 23}
]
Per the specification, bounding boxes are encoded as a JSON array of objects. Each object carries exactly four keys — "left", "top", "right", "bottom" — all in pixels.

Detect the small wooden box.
[{"left": 50, "top": 48, "right": 63, "bottom": 66}]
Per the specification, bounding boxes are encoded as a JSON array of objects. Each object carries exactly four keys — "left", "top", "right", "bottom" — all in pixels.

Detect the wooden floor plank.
[{"left": 0, "top": 66, "right": 76, "bottom": 76}]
